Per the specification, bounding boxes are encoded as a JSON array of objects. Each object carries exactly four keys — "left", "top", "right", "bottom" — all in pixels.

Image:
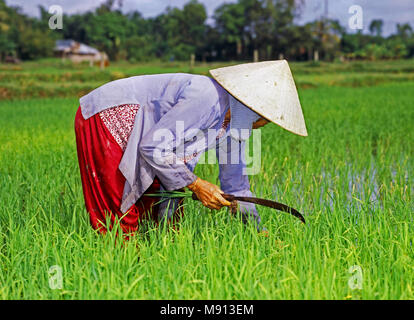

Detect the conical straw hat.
[{"left": 210, "top": 60, "right": 308, "bottom": 136}]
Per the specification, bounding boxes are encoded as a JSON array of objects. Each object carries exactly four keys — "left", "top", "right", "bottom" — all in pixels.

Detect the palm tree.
[{"left": 369, "top": 19, "right": 383, "bottom": 37}]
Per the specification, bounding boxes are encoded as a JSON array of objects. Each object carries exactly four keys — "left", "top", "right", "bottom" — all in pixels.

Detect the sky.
[{"left": 5, "top": 0, "right": 414, "bottom": 36}]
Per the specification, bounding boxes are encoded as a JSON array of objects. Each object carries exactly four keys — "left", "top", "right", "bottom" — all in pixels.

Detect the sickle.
[{"left": 192, "top": 193, "right": 306, "bottom": 224}]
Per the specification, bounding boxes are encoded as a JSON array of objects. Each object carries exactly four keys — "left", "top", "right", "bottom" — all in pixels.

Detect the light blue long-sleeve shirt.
[{"left": 79, "top": 73, "right": 261, "bottom": 227}]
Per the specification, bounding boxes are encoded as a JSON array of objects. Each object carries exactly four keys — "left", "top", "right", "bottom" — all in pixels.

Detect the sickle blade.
[
  {"left": 191, "top": 192, "right": 306, "bottom": 224},
  {"left": 223, "top": 194, "right": 306, "bottom": 224}
]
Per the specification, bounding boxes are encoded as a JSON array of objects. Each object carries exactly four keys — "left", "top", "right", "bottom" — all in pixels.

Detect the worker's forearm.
[{"left": 139, "top": 142, "right": 197, "bottom": 190}]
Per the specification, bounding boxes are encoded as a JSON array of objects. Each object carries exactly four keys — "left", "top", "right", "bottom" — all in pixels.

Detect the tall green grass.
[{"left": 0, "top": 82, "right": 412, "bottom": 299}]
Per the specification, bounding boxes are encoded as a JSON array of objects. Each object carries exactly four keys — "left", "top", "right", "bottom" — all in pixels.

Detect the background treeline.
[{"left": 1, "top": 0, "right": 414, "bottom": 62}]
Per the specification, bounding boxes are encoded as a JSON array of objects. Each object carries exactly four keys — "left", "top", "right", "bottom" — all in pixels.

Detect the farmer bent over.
[{"left": 74, "top": 60, "right": 307, "bottom": 234}]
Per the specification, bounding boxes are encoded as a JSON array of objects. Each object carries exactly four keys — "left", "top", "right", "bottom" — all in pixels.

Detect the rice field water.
[{"left": 0, "top": 59, "right": 413, "bottom": 299}]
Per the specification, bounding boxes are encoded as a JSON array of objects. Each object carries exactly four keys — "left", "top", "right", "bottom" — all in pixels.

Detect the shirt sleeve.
[
  {"left": 139, "top": 76, "right": 221, "bottom": 191},
  {"left": 216, "top": 136, "right": 263, "bottom": 230}
]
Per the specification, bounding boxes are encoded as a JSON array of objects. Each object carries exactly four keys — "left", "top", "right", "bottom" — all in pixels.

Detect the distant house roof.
[
  {"left": 55, "top": 39, "right": 76, "bottom": 51},
  {"left": 54, "top": 39, "right": 100, "bottom": 55}
]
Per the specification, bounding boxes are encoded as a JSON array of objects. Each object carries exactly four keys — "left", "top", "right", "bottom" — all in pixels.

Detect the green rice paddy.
[{"left": 0, "top": 59, "right": 413, "bottom": 299}]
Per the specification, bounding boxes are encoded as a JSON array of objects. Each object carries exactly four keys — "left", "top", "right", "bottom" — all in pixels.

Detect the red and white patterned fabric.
[
  {"left": 216, "top": 118, "right": 230, "bottom": 141},
  {"left": 99, "top": 104, "right": 140, "bottom": 151}
]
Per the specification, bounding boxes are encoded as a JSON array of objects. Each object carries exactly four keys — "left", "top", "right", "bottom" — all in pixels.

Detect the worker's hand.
[{"left": 187, "top": 177, "right": 231, "bottom": 210}]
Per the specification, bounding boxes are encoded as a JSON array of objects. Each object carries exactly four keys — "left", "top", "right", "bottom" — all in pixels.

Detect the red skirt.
[{"left": 74, "top": 106, "right": 162, "bottom": 234}]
